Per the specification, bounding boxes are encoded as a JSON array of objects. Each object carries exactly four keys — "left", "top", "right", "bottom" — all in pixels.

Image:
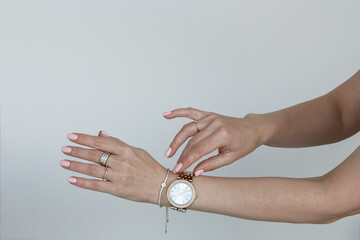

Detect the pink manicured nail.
[
  {"left": 163, "top": 111, "right": 172, "bottom": 116},
  {"left": 195, "top": 169, "right": 204, "bottom": 177},
  {"left": 68, "top": 177, "right": 77, "bottom": 184},
  {"left": 60, "top": 160, "right": 70, "bottom": 167},
  {"left": 100, "top": 130, "right": 110, "bottom": 137},
  {"left": 164, "top": 147, "right": 172, "bottom": 157},
  {"left": 67, "top": 133, "right": 78, "bottom": 140},
  {"left": 172, "top": 162, "right": 182, "bottom": 174},
  {"left": 62, "top": 146, "right": 72, "bottom": 154}
]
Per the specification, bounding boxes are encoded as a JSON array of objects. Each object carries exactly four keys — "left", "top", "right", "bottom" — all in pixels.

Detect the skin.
[
  {"left": 164, "top": 70, "right": 360, "bottom": 175},
  {"left": 60, "top": 69, "right": 360, "bottom": 223}
]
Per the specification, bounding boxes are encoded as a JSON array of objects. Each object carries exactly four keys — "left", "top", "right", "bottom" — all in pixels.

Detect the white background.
[{"left": 1, "top": 0, "right": 360, "bottom": 239}]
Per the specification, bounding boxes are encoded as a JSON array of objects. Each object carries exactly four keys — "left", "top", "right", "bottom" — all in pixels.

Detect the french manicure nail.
[
  {"left": 68, "top": 177, "right": 77, "bottom": 184},
  {"left": 164, "top": 147, "right": 172, "bottom": 157},
  {"left": 195, "top": 169, "right": 204, "bottom": 177},
  {"left": 60, "top": 160, "right": 70, "bottom": 167},
  {"left": 163, "top": 111, "right": 172, "bottom": 116},
  {"left": 172, "top": 162, "right": 182, "bottom": 174},
  {"left": 67, "top": 133, "right": 78, "bottom": 140},
  {"left": 62, "top": 146, "right": 72, "bottom": 154},
  {"left": 101, "top": 130, "right": 110, "bottom": 137}
]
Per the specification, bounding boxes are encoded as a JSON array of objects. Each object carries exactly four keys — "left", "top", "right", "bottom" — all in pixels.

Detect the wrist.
[
  {"left": 147, "top": 167, "right": 177, "bottom": 206},
  {"left": 243, "top": 113, "right": 277, "bottom": 146}
]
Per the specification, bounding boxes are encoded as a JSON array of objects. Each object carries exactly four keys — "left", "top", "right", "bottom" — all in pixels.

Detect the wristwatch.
[{"left": 166, "top": 171, "right": 197, "bottom": 212}]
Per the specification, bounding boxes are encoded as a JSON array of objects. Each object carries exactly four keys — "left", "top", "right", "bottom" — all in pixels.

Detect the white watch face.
[{"left": 168, "top": 180, "right": 194, "bottom": 207}]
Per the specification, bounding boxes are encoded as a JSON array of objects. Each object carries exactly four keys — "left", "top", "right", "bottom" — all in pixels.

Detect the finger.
[
  {"left": 165, "top": 122, "right": 200, "bottom": 158},
  {"left": 99, "top": 130, "right": 110, "bottom": 137},
  {"left": 60, "top": 159, "right": 112, "bottom": 180},
  {"left": 163, "top": 107, "right": 208, "bottom": 120},
  {"left": 172, "top": 132, "right": 223, "bottom": 174},
  {"left": 61, "top": 146, "right": 116, "bottom": 167},
  {"left": 67, "top": 132, "right": 123, "bottom": 154},
  {"left": 98, "top": 130, "right": 126, "bottom": 146},
  {"left": 165, "top": 115, "right": 215, "bottom": 158},
  {"left": 193, "top": 152, "right": 234, "bottom": 176},
  {"left": 175, "top": 127, "right": 214, "bottom": 161},
  {"left": 67, "top": 176, "right": 113, "bottom": 194}
]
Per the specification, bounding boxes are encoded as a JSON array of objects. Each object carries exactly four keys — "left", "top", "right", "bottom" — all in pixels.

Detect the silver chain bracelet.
[{"left": 158, "top": 168, "right": 170, "bottom": 233}]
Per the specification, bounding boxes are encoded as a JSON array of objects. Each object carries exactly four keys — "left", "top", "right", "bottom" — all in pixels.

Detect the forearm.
[
  {"left": 249, "top": 94, "right": 343, "bottom": 147},
  {"left": 155, "top": 172, "right": 336, "bottom": 224},
  {"left": 248, "top": 70, "right": 360, "bottom": 148}
]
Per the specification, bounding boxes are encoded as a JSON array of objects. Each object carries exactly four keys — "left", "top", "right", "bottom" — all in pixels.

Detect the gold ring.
[{"left": 193, "top": 120, "right": 200, "bottom": 132}]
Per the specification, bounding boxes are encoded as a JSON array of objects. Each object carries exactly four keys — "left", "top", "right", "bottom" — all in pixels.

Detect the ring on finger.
[
  {"left": 193, "top": 120, "right": 200, "bottom": 133},
  {"left": 100, "top": 152, "right": 111, "bottom": 167},
  {"left": 103, "top": 166, "right": 109, "bottom": 181}
]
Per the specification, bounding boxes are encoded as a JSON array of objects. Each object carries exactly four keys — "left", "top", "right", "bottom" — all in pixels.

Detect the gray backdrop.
[{"left": 1, "top": 0, "right": 360, "bottom": 239}]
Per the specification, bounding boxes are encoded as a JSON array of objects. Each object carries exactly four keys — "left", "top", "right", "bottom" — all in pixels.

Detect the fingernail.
[
  {"left": 100, "top": 130, "right": 110, "bottom": 137},
  {"left": 163, "top": 111, "right": 172, "bottom": 116},
  {"left": 67, "top": 133, "right": 78, "bottom": 141},
  {"left": 195, "top": 169, "right": 204, "bottom": 177},
  {"left": 62, "top": 146, "right": 72, "bottom": 154},
  {"left": 68, "top": 177, "right": 77, "bottom": 184},
  {"left": 60, "top": 160, "right": 70, "bottom": 167},
  {"left": 172, "top": 162, "right": 182, "bottom": 174},
  {"left": 164, "top": 147, "right": 172, "bottom": 157}
]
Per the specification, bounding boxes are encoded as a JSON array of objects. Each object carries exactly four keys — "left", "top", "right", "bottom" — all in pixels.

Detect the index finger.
[
  {"left": 163, "top": 107, "right": 208, "bottom": 120},
  {"left": 67, "top": 132, "right": 123, "bottom": 154}
]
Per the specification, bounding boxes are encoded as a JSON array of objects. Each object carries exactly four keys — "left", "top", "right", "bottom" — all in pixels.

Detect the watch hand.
[{"left": 178, "top": 188, "right": 186, "bottom": 197}]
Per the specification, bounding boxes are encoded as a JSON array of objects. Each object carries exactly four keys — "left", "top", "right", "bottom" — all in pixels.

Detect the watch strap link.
[
  {"left": 170, "top": 206, "right": 186, "bottom": 212},
  {"left": 177, "top": 171, "right": 194, "bottom": 182}
]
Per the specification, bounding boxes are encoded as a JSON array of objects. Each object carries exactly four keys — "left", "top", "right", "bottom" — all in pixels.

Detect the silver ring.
[
  {"left": 103, "top": 166, "right": 109, "bottom": 181},
  {"left": 193, "top": 120, "right": 200, "bottom": 132},
  {"left": 100, "top": 152, "right": 111, "bottom": 167}
]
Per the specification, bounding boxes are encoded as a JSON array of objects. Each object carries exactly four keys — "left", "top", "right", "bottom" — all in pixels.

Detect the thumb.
[{"left": 193, "top": 152, "right": 234, "bottom": 177}]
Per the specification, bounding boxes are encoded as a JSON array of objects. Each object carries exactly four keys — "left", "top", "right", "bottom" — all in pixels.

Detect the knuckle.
[
  {"left": 186, "top": 107, "right": 195, "bottom": 117},
  {"left": 219, "top": 126, "right": 231, "bottom": 137},
  {"left": 110, "top": 155, "right": 121, "bottom": 165},
  {"left": 192, "top": 147, "right": 203, "bottom": 159},
  {"left": 93, "top": 137, "right": 104, "bottom": 148},
  {"left": 115, "top": 144, "right": 124, "bottom": 153},
  {"left": 191, "top": 143, "right": 201, "bottom": 153},
  {"left": 119, "top": 175, "right": 129, "bottom": 182},
  {"left": 88, "top": 150, "right": 98, "bottom": 160},
  {"left": 213, "top": 117, "right": 225, "bottom": 126},
  {"left": 87, "top": 165, "right": 99, "bottom": 176},
  {"left": 121, "top": 145, "right": 134, "bottom": 156},
  {"left": 208, "top": 112, "right": 217, "bottom": 117}
]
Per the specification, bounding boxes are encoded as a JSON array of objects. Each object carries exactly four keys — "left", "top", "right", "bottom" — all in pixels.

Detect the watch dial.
[{"left": 169, "top": 181, "right": 193, "bottom": 206}]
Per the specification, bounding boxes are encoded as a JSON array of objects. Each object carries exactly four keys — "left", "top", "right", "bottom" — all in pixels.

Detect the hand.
[
  {"left": 163, "top": 107, "right": 268, "bottom": 176},
  {"left": 60, "top": 130, "right": 167, "bottom": 204}
]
